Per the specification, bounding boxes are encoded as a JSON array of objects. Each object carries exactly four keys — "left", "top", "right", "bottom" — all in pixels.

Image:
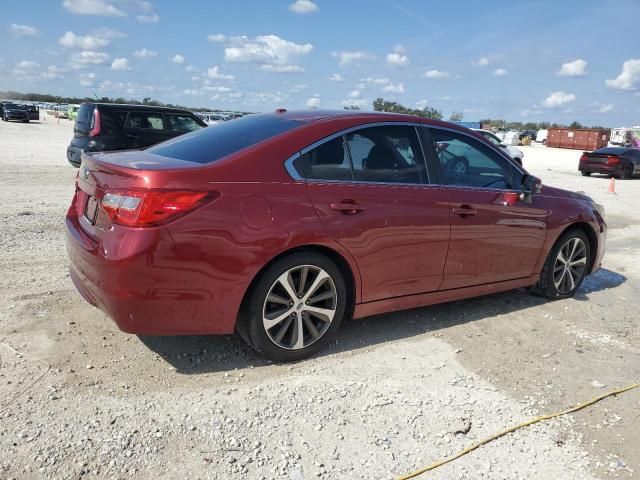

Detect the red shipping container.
[{"left": 547, "top": 128, "right": 610, "bottom": 150}]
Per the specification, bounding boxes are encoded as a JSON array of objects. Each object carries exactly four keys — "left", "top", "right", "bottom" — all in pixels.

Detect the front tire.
[
  {"left": 532, "top": 229, "right": 590, "bottom": 299},
  {"left": 243, "top": 252, "right": 347, "bottom": 362}
]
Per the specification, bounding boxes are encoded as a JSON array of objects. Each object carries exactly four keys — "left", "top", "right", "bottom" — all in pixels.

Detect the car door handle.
[
  {"left": 330, "top": 201, "right": 364, "bottom": 215},
  {"left": 452, "top": 206, "right": 477, "bottom": 217}
]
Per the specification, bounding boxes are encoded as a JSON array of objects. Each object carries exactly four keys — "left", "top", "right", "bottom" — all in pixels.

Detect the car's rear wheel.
[
  {"left": 244, "top": 252, "right": 347, "bottom": 361},
  {"left": 532, "top": 229, "right": 590, "bottom": 299},
  {"left": 581, "top": 170, "right": 591, "bottom": 176},
  {"left": 620, "top": 165, "right": 633, "bottom": 180}
]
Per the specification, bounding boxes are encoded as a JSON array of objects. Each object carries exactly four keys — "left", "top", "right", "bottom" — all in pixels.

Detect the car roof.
[
  {"left": 594, "top": 147, "right": 632, "bottom": 155},
  {"left": 87, "top": 102, "right": 196, "bottom": 114},
  {"left": 258, "top": 109, "right": 471, "bottom": 132}
]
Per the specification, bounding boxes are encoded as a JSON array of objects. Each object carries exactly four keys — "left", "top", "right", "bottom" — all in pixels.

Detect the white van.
[{"left": 608, "top": 127, "right": 640, "bottom": 148}]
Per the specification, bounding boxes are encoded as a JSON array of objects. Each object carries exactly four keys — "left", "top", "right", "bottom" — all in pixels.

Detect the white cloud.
[
  {"left": 415, "top": 99, "right": 430, "bottom": 109},
  {"left": 63, "top": 0, "right": 125, "bottom": 16},
  {"left": 111, "top": 57, "right": 130, "bottom": 70},
  {"left": 203, "top": 85, "right": 233, "bottom": 93},
  {"left": 133, "top": 48, "right": 157, "bottom": 58},
  {"left": 493, "top": 68, "right": 509, "bottom": 77},
  {"left": 306, "top": 96, "right": 320, "bottom": 108},
  {"left": 80, "top": 72, "right": 96, "bottom": 86},
  {"left": 58, "top": 31, "right": 110, "bottom": 49},
  {"left": 606, "top": 59, "right": 640, "bottom": 90},
  {"left": 182, "top": 89, "right": 201, "bottom": 96},
  {"left": 137, "top": 12, "right": 159, "bottom": 22},
  {"left": 341, "top": 98, "right": 368, "bottom": 108},
  {"left": 358, "top": 77, "right": 390, "bottom": 88},
  {"left": 332, "top": 51, "right": 375, "bottom": 66},
  {"left": 207, "top": 33, "right": 226, "bottom": 42},
  {"left": 424, "top": 69, "right": 450, "bottom": 79},
  {"left": 348, "top": 89, "right": 361, "bottom": 98},
  {"left": 386, "top": 44, "right": 409, "bottom": 66},
  {"left": 69, "top": 50, "right": 110, "bottom": 68},
  {"left": 557, "top": 59, "right": 587, "bottom": 77},
  {"left": 542, "top": 91, "right": 576, "bottom": 108},
  {"left": 10, "top": 23, "right": 37, "bottom": 37},
  {"left": 598, "top": 104, "right": 613, "bottom": 113},
  {"left": 224, "top": 35, "right": 313, "bottom": 70},
  {"left": 170, "top": 54, "right": 185, "bottom": 64},
  {"left": 261, "top": 64, "right": 304, "bottom": 73},
  {"left": 206, "top": 66, "right": 234, "bottom": 80},
  {"left": 12, "top": 60, "right": 40, "bottom": 76},
  {"left": 42, "top": 65, "right": 64, "bottom": 79},
  {"left": 472, "top": 57, "right": 490, "bottom": 66},
  {"left": 289, "top": 0, "right": 318, "bottom": 14},
  {"left": 329, "top": 73, "right": 344, "bottom": 82},
  {"left": 382, "top": 82, "right": 404, "bottom": 94}
]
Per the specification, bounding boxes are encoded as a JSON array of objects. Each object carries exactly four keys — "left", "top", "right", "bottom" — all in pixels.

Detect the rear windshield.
[
  {"left": 76, "top": 104, "right": 94, "bottom": 124},
  {"left": 4, "top": 103, "right": 22, "bottom": 109},
  {"left": 147, "top": 115, "right": 303, "bottom": 164}
]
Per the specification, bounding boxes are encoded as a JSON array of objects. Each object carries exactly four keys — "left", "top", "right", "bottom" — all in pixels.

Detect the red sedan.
[{"left": 66, "top": 110, "right": 607, "bottom": 361}]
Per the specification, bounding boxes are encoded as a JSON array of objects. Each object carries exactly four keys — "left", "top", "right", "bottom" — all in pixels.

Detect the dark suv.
[
  {"left": 1, "top": 102, "right": 30, "bottom": 122},
  {"left": 67, "top": 103, "right": 207, "bottom": 167}
]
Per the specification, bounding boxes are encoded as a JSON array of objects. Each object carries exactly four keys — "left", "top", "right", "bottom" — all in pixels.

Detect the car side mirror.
[
  {"left": 520, "top": 175, "right": 541, "bottom": 203},
  {"left": 499, "top": 142, "right": 507, "bottom": 148}
]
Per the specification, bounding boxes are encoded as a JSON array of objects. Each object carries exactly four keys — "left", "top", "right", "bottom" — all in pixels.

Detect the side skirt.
[{"left": 352, "top": 275, "right": 539, "bottom": 319}]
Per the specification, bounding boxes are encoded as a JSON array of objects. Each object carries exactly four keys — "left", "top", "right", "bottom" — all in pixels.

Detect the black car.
[
  {"left": 1, "top": 102, "right": 30, "bottom": 122},
  {"left": 67, "top": 103, "right": 207, "bottom": 167},
  {"left": 25, "top": 104, "right": 39, "bottom": 121},
  {"left": 519, "top": 130, "right": 537, "bottom": 142},
  {"left": 579, "top": 147, "right": 640, "bottom": 179}
]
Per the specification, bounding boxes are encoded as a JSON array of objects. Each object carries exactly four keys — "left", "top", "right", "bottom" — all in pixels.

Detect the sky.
[{"left": 1, "top": 0, "right": 639, "bottom": 125}]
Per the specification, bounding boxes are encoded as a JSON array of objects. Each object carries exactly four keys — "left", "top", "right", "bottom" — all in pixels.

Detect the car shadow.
[{"left": 138, "top": 267, "right": 626, "bottom": 374}]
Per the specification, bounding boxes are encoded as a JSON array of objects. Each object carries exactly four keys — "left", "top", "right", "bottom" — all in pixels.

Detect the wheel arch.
[
  {"left": 235, "top": 244, "right": 358, "bottom": 334},
  {"left": 559, "top": 221, "right": 599, "bottom": 273}
]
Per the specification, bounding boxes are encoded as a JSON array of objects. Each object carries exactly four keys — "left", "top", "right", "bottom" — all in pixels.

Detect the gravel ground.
[{"left": 0, "top": 118, "right": 638, "bottom": 479}]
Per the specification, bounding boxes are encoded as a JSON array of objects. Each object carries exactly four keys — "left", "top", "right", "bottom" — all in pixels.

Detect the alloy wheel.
[
  {"left": 262, "top": 265, "right": 337, "bottom": 350},
  {"left": 553, "top": 237, "right": 587, "bottom": 294}
]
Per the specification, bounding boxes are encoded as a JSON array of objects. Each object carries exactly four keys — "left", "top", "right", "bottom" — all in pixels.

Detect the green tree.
[
  {"left": 373, "top": 97, "right": 443, "bottom": 120},
  {"left": 449, "top": 111, "right": 463, "bottom": 122}
]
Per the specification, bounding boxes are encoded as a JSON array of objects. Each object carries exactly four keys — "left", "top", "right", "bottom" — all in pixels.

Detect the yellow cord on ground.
[{"left": 396, "top": 382, "right": 640, "bottom": 480}]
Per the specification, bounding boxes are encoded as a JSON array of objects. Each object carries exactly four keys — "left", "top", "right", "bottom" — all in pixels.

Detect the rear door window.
[
  {"left": 294, "top": 137, "right": 352, "bottom": 181},
  {"left": 166, "top": 114, "right": 202, "bottom": 132},
  {"left": 125, "top": 112, "right": 164, "bottom": 130}
]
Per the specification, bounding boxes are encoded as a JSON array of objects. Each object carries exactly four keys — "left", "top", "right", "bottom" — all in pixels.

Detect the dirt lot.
[{"left": 0, "top": 118, "right": 638, "bottom": 480}]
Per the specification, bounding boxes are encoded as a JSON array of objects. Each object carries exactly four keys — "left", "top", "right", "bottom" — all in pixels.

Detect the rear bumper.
[
  {"left": 65, "top": 204, "right": 239, "bottom": 335},
  {"left": 579, "top": 163, "right": 621, "bottom": 176}
]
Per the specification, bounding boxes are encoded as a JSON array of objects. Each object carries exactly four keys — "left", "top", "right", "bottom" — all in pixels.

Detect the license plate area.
[{"left": 84, "top": 196, "right": 99, "bottom": 224}]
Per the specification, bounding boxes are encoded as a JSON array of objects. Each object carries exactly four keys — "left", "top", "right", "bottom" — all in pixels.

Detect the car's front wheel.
[
  {"left": 243, "top": 252, "right": 347, "bottom": 361},
  {"left": 532, "top": 229, "right": 590, "bottom": 299}
]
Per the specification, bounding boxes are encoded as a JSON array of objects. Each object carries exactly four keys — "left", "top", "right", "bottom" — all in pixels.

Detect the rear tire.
[
  {"left": 581, "top": 171, "right": 591, "bottom": 176},
  {"left": 620, "top": 165, "right": 633, "bottom": 180},
  {"left": 531, "top": 229, "right": 590, "bottom": 300},
  {"left": 242, "top": 252, "right": 347, "bottom": 362}
]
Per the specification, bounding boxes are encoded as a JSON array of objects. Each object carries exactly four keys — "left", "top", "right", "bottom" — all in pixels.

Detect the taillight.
[
  {"left": 101, "top": 190, "right": 214, "bottom": 227},
  {"left": 606, "top": 156, "right": 620, "bottom": 166},
  {"left": 89, "top": 108, "right": 101, "bottom": 137},
  {"left": 579, "top": 153, "right": 587, "bottom": 163}
]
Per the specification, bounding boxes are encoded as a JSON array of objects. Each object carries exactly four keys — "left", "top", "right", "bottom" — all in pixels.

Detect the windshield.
[
  {"left": 4, "top": 103, "right": 22, "bottom": 109},
  {"left": 481, "top": 131, "right": 502, "bottom": 146}
]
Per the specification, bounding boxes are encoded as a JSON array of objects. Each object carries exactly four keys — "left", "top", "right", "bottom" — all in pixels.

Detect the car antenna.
[{"left": 92, "top": 92, "right": 99, "bottom": 100}]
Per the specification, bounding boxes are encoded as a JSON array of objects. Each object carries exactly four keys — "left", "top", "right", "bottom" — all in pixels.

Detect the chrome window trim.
[{"left": 284, "top": 121, "right": 432, "bottom": 186}]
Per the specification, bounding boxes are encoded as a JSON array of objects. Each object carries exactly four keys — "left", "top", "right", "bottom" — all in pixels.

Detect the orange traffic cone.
[{"left": 608, "top": 177, "right": 615, "bottom": 193}]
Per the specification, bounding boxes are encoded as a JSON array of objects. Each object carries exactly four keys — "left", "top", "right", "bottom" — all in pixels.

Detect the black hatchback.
[{"left": 67, "top": 103, "right": 207, "bottom": 167}]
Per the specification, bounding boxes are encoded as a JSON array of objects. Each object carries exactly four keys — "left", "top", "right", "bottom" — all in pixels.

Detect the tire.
[
  {"left": 620, "top": 165, "right": 633, "bottom": 180},
  {"left": 242, "top": 252, "right": 348, "bottom": 362},
  {"left": 531, "top": 229, "right": 590, "bottom": 300},
  {"left": 581, "top": 171, "right": 591, "bottom": 176}
]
